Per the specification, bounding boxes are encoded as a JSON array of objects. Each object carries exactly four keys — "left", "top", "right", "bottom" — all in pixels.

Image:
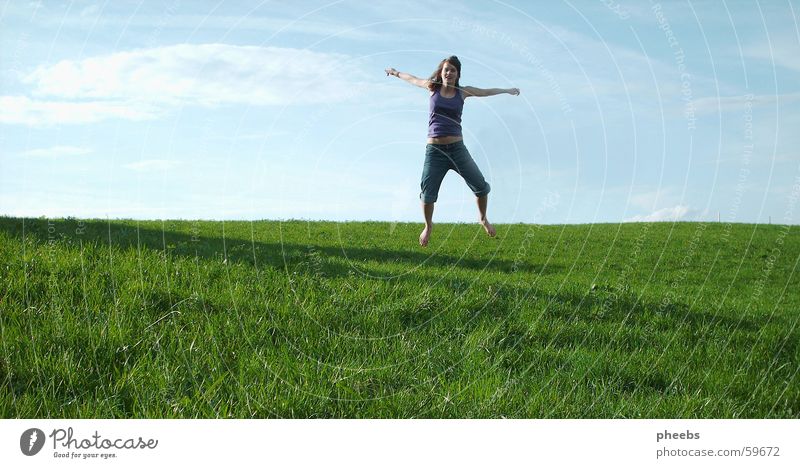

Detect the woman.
[{"left": 385, "top": 56, "right": 520, "bottom": 247}]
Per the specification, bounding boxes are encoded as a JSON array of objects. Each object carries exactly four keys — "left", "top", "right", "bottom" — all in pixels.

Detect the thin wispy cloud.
[
  {"left": 28, "top": 9, "right": 383, "bottom": 41},
  {"left": 744, "top": 39, "right": 800, "bottom": 73},
  {"left": 693, "top": 93, "right": 800, "bottom": 115},
  {"left": 4, "top": 44, "right": 373, "bottom": 126},
  {"left": 0, "top": 95, "right": 160, "bottom": 125},
  {"left": 25, "top": 44, "right": 365, "bottom": 106},
  {"left": 123, "top": 159, "right": 181, "bottom": 172},
  {"left": 20, "top": 145, "right": 92, "bottom": 157}
]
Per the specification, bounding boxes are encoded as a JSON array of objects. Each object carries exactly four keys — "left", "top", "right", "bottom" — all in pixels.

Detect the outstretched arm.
[
  {"left": 463, "top": 86, "right": 520, "bottom": 98},
  {"left": 385, "top": 67, "right": 429, "bottom": 89}
]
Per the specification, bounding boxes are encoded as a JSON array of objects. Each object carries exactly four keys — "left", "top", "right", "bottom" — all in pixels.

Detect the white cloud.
[
  {"left": 24, "top": 44, "right": 366, "bottom": 107},
  {"left": 744, "top": 40, "right": 800, "bottom": 73},
  {"left": 20, "top": 145, "right": 92, "bottom": 157},
  {"left": 123, "top": 159, "right": 181, "bottom": 172},
  {"left": 0, "top": 95, "right": 160, "bottom": 125},
  {"left": 625, "top": 204, "right": 690, "bottom": 222},
  {"left": 4, "top": 44, "right": 371, "bottom": 126}
]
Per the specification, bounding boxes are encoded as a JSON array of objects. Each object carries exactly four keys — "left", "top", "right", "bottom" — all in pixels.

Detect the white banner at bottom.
[{"left": 1, "top": 419, "right": 797, "bottom": 467}]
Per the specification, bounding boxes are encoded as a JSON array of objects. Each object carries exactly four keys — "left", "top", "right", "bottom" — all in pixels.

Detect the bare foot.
[
  {"left": 419, "top": 225, "right": 432, "bottom": 247},
  {"left": 480, "top": 219, "right": 496, "bottom": 238}
]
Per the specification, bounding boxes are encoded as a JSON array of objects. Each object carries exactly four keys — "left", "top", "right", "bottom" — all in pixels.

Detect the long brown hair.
[{"left": 427, "top": 55, "right": 461, "bottom": 92}]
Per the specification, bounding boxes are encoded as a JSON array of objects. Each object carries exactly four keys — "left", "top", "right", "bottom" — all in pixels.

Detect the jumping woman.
[{"left": 385, "top": 56, "right": 520, "bottom": 247}]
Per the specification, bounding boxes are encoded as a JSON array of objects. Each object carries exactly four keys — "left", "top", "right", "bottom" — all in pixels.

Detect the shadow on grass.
[
  {"left": 0, "top": 217, "right": 765, "bottom": 333},
  {"left": 0, "top": 217, "right": 564, "bottom": 278},
  {"left": 0, "top": 217, "right": 760, "bottom": 332},
  {"left": 2, "top": 217, "right": 771, "bottom": 331}
]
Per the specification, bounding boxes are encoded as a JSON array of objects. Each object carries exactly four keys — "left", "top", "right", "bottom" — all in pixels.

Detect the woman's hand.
[
  {"left": 508, "top": 88, "right": 520, "bottom": 96},
  {"left": 385, "top": 69, "right": 429, "bottom": 89}
]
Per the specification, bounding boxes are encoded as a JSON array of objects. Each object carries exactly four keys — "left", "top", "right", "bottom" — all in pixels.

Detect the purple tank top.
[{"left": 427, "top": 88, "right": 464, "bottom": 138}]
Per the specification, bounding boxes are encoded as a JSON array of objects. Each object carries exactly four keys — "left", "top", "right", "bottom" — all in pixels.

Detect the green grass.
[{"left": 0, "top": 217, "right": 797, "bottom": 418}]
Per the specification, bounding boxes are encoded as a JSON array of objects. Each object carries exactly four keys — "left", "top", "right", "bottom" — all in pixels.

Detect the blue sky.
[{"left": 1, "top": 0, "right": 799, "bottom": 224}]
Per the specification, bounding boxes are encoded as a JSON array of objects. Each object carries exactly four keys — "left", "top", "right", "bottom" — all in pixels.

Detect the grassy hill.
[{"left": 0, "top": 217, "right": 797, "bottom": 417}]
